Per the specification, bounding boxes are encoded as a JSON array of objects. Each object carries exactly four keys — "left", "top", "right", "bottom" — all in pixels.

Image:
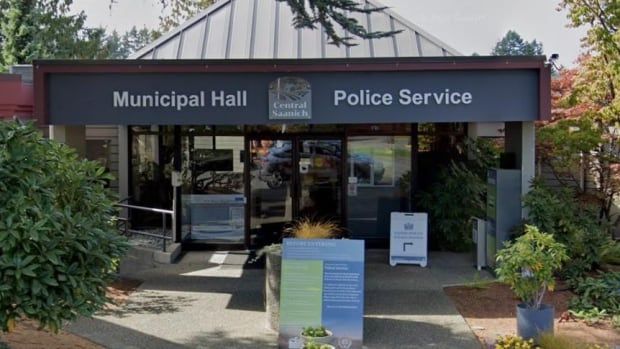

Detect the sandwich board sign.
[
  {"left": 279, "top": 238, "right": 365, "bottom": 349},
  {"left": 389, "top": 212, "right": 428, "bottom": 267}
]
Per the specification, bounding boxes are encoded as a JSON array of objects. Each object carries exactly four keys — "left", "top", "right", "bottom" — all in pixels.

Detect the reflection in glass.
[
  {"left": 181, "top": 135, "right": 245, "bottom": 243},
  {"left": 130, "top": 128, "right": 175, "bottom": 228},
  {"left": 298, "top": 139, "right": 342, "bottom": 222},
  {"left": 347, "top": 136, "right": 411, "bottom": 240},
  {"left": 250, "top": 139, "right": 293, "bottom": 246}
]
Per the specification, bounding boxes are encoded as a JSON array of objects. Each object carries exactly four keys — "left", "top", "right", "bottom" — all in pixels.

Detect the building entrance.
[{"left": 249, "top": 137, "right": 343, "bottom": 246}]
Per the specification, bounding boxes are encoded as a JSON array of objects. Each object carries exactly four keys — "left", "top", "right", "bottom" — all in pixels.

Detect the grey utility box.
[{"left": 485, "top": 168, "right": 522, "bottom": 268}]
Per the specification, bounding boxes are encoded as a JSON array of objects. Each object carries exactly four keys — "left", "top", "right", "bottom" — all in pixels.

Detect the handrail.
[
  {"left": 125, "top": 229, "right": 173, "bottom": 241},
  {"left": 116, "top": 203, "right": 173, "bottom": 215},
  {"left": 115, "top": 202, "right": 174, "bottom": 252}
]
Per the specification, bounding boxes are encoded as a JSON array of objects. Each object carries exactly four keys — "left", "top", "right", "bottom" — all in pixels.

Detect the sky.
[{"left": 72, "top": 0, "right": 587, "bottom": 67}]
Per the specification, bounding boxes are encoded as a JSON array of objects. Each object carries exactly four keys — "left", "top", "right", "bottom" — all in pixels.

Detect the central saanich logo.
[{"left": 269, "top": 77, "right": 312, "bottom": 120}]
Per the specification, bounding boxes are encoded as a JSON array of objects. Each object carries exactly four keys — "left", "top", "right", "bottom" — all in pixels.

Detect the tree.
[
  {"left": 0, "top": 0, "right": 109, "bottom": 70},
  {"left": 277, "top": 0, "right": 399, "bottom": 46},
  {"left": 157, "top": 0, "right": 215, "bottom": 33},
  {"left": 536, "top": 0, "right": 620, "bottom": 225},
  {"left": 0, "top": 121, "right": 128, "bottom": 332},
  {"left": 491, "top": 30, "right": 544, "bottom": 56},
  {"left": 103, "top": 27, "right": 159, "bottom": 59},
  {"left": 112, "top": 0, "right": 399, "bottom": 47}
]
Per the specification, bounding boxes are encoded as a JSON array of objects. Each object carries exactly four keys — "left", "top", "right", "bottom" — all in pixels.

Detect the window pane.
[
  {"left": 347, "top": 136, "right": 411, "bottom": 240},
  {"left": 130, "top": 130, "right": 174, "bottom": 227},
  {"left": 181, "top": 135, "right": 245, "bottom": 243}
]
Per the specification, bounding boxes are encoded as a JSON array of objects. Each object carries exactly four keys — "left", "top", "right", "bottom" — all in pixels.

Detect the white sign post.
[{"left": 389, "top": 212, "right": 428, "bottom": 267}]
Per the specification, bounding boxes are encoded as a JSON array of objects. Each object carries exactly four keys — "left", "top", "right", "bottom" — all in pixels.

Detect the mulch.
[
  {"left": 0, "top": 277, "right": 142, "bottom": 349},
  {"left": 444, "top": 282, "right": 620, "bottom": 347}
]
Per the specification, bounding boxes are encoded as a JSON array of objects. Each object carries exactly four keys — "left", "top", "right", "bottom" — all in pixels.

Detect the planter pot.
[
  {"left": 516, "top": 303, "right": 554, "bottom": 341},
  {"left": 304, "top": 345, "right": 335, "bottom": 349},
  {"left": 301, "top": 330, "right": 333, "bottom": 345},
  {"left": 265, "top": 250, "right": 282, "bottom": 332}
]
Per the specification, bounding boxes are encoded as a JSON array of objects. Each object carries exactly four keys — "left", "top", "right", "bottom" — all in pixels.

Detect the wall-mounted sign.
[
  {"left": 389, "top": 212, "right": 428, "bottom": 267},
  {"left": 44, "top": 69, "right": 541, "bottom": 125},
  {"left": 269, "top": 77, "right": 312, "bottom": 120},
  {"left": 347, "top": 177, "right": 358, "bottom": 197},
  {"left": 279, "top": 238, "right": 365, "bottom": 349}
]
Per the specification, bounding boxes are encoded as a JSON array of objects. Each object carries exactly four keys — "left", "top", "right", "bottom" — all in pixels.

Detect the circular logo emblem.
[{"left": 338, "top": 337, "right": 353, "bottom": 349}]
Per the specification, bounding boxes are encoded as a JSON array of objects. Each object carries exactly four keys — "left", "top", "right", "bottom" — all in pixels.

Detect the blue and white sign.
[
  {"left": 279, "top": 239, "right": 365, "bottom": 349},
  {"left": 389, "top": 212, "right": 428, "bottom": 267}
]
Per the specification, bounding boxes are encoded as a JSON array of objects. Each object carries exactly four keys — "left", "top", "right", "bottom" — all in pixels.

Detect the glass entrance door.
[
  {"left": 249, "top": 137, "right": 342, "bottom": 246},
  {"left": 297, "top": 139, "right": 342, "bottom": 222},
  {"left": 250, "top": 139, "right": 294, "bottom": 246}
]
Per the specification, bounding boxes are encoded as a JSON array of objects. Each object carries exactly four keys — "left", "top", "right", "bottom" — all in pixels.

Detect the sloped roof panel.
[{"left": 131, "top": 0, "right": 461, "bottom": 59}]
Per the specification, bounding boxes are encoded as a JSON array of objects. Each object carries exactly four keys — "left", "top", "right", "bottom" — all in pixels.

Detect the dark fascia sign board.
[{"left": 34, "top": 57, "right": 551, "bottom": 125}]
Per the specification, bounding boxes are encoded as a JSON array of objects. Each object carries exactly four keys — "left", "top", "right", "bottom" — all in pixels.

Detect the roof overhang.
[{"left": 34, "top": 56, "right": 551, "bottom": 125}]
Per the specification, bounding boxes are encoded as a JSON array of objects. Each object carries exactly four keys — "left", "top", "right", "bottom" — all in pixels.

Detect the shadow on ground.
[
  {"left": 67, "top": 317, "right": 189, "bottom": 349},
  {"left": 183, "top": 329, "right": 276, "bottom": 349},
  {"left": 98, "top": 290, "right": 198, "bottom": 318},
  {"left": 364, "top": 317, "right": 480, "bottom": 349}
]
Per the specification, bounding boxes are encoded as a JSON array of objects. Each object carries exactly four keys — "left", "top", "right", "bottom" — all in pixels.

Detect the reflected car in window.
[{"left": 257, "top": 141, "right": 384, "bottom": 188}]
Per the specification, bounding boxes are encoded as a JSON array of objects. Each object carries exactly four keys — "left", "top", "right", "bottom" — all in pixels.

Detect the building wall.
[{"left": 86, "top": 125, "right": 120, "bottom": 193}]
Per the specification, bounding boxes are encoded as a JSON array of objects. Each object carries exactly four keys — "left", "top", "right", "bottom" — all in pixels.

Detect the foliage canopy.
[
  {"left": 541, "top": 1, "right": 620, "bottom": 225},
  {"left": 0, "top": 0, "right": 110, "bottom": 69},
  {"left": 112, "top": 0, "right": 399, "bottom": 47},
  {"left": 0, "top": 121, "right": 127, "bottom": 332},
  {"left": 418, "top": 138, "right": 500, "bottom": 251},
  {"left": 495, "top": 225, "right": 568, "bottom": 309},
  {"left": 491, "top": 30, "right": 544, "bottom": 56}
]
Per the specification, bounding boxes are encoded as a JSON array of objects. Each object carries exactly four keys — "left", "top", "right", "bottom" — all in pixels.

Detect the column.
[
  {"left": 505, "top": 121, "right": 536, "bottom": 219},
  {"left": 118, "top": 125, "right": 130, "bottom": 218}
]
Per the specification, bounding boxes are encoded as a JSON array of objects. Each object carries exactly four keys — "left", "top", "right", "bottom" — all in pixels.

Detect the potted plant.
[
  {"left": 259, "top": 218, "right": 341, "bottom": 331},
  {"left": 495, "top": 225, "right": 568, "bottom": 341},
  {"left": 301, "top": 325, "right": 333, "bottom": 345}
]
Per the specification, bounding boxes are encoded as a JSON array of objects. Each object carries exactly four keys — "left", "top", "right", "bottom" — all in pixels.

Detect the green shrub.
[
  {"left": 301, "top": 325, "right": 329, "bottom": 337},
  {"left": 0, "top": 121, "right": 128, "bottom": 332},
  {"left": 494, "top": 335, "right": 535, "bottom": 349},
  {"left": 538, "top": 333, "right": 610, "bottom": 349},
  {"left": 418, "top": 162, "right": 485, "bottom": 251},
  {"left": 601, "top": 241, "right": 620, "bottom": 265},
  {"left": 495, "top": 225, "right": 568, "bottom": 309},
  {"left": 417, "top": 138, "right": 499, "bottom": 252},
  {"left": 496, "top": 334, "right": 610, "bottom": 349},
  {"left": 569, "top": 272, "right": 620, "bottom": 317},
  {"left": 612, "top": 314, "right": 620, "bottom": 328},
  {"left": 569, "top": 307, "right": 608, "bottom": 325},
  {"left": 523, "top": 179, "right": 612, "bottom": 278}
]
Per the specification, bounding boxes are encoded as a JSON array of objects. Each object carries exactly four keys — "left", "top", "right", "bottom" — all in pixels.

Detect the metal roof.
[{"left": 130, "top": 0, "right": 461, "bottom": 60}]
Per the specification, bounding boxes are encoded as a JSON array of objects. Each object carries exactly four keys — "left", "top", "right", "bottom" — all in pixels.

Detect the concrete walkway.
[{"left": 68, "top": 250, "right": 488, "bottom": 349}]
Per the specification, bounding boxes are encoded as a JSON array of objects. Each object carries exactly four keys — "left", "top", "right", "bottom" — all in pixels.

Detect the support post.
[
  {"left": 505, "top": 121, "right": 536, "bottom": 219},
  {"left": 173, "top": 126, "right": 182, "bottom": 243},
  {"left": 118, "top": 125, "right": 130, "bottom": 218}
]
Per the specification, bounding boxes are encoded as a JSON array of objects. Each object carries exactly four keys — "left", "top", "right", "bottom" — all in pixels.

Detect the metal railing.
[{"left": 116, "top": 202, "right": 174, "bottom": 252}]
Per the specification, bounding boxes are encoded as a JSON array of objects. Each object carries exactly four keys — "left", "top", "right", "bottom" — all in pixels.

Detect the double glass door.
[{"left": 249, "top": 137, "right": 342, "bottom": 245}]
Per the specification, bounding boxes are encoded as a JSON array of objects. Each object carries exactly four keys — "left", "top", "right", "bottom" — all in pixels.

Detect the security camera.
[{"left": 548, "top": 53, "right": 561, "bottom": 70}]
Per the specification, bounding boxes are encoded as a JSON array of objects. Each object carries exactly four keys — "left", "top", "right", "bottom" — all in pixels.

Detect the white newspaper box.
[{"left": 390, "top": 212, "right": 428, "bottom": 267}]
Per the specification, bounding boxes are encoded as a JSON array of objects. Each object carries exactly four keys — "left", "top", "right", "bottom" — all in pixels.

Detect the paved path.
[{"left": 68, "top": 250, "right": 487, "bottom": 349}]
